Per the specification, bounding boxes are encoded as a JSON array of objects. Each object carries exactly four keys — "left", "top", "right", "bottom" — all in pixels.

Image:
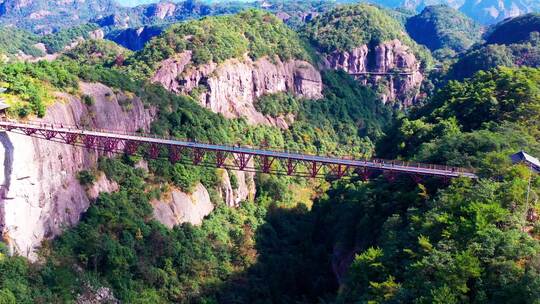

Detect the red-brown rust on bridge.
[{"left": 0, "top": 120, "right": 478, "bottom": 181}]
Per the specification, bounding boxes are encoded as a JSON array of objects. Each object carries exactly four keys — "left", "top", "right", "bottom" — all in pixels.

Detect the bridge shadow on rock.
[
  {"left": 200, "top": 174, "right": 438, "bottom": 303},
  {"left": 201, "top": 203, "right": 339, "bottom": 304}
]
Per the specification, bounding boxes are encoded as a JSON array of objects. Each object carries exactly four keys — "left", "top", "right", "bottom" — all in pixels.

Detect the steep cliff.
[
  {"left": 151, "top": 52, "right": 323, "bottom": 127},
  {"left": 0, "top": 82, "right": 155, "bottom": 259},
  {"left": 323, "top": 39, "right": 424, "bottom": 106},
  {"left": 0, "top": 80, "right": 257, "bottom": 259},
  {"left": 304, "top": 4, "right": 431, "bottom": 106}
]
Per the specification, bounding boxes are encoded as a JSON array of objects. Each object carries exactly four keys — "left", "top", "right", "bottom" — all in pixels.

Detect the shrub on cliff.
[{"left": 77, "top": 170, "right": 96, "bottom": 186}]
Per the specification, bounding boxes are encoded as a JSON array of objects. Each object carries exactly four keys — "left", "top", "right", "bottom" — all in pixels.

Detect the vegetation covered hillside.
[
  {"left": 128, "top": 9, "right": 312, "bottom": 77},
  {"left": 485, "top": 13, "right": 540, "bottom": 45},
  {"left": 304, "top": 4, "right": 422, "bottom": 54},
  {"left": 0, "top": 23, "right": 103, "bottom": 58},
  {"left": 318, "top": 67, "right": 540, "bottom": 303},
  {"left": 0, "top": 32, "right": 393, "bottom": 302},
  {"left": 446, "top": 14, "right": 540, "bottom": 80},
  {"left": 0, "top": 0, "right": 118, "bottom": 34},
  {"left": 1, "top": 3, "right": 540, "bottom": 304},
  {"left": 0, "top": 26, "right": 44, "bottom": 57},
  {"left": 360, "top": 0, "right": 540, "bottom": 24},
  {"left": 405, "top": 5, "right": 482, "bottom": 59}
]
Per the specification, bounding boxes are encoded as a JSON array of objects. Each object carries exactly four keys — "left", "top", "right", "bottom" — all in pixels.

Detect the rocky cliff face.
[
  {"left": 145, "top": 164, "right": 255, "bottom": 228},
  {"left": 144, "top": 2, "right": 175, "bottom": 19},
  {"left": 0, "top": 82, "right": 156, "bottom": 260},
  {"left": 219, "top": 167, "right": 256, "bottom": 208},
  {"left": 323, "top": 39, "right": 424, "bottom": 107},
  {"left": 151, "top": 52, "right": 323, "bottom": 128},
  {"left": 152, "top": 184, "right": 213, "bottom": 228},
  {"left": 0, "top": 81, "right": 257, "bottom": 260}
]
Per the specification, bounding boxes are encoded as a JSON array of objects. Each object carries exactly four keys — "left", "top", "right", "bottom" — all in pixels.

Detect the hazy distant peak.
[{"left": 115, "top": 0, "right": 159, "bottom": 7}]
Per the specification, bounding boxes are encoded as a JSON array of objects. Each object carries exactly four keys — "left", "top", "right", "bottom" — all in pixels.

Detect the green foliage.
[
  {"left": 447, "top": 33, "right": 540, "bottom": 80},
  {"left": 228, "top": 170, "right": 239, "bottom": 191},
  {"left": 77, "top": 170, "right": 96, "bottom": 186},
  {"left": 341, "top": 67, "right": 540, "bottom": 302},
  {"left": 63, "top": 39, "right": 132, "bottom": 66},
  {"left": 40, "top": 23, "right": 100, "bottom": 53},
  {"left": 303, "top": 3, "right": 432, "bottom": 68},
  {"left": 32, "top": 157, "right": 268, "bottom": 302},
  {"left": 0, "top": 26, "right": 44, "bottom": 57},
  {"left": 82, "top": 94, "right": 95, "bottom": 106},
  {"left": 406, "top": 5, "right": 482, "bottom": 56},
  {"left": 254, "top": 92, "right": 299, "bottom": 117},
  {"left": 381, "top": 67, "right": 540, "bottom": 162},
  {"left": 428, "top": 67, "right": 540, "bottom": 131},
  {"left": 128, "top": 9, "right": 311, "bottom": 77},
  {"left": 0, "top": 60, "right": 79, "bottom": 117},
  {"left": 485, "top": 13, "right": 540, "bottom": 45}
]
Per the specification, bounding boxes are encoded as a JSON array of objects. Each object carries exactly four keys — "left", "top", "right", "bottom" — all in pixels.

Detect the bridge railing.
[{"left": 0, "top": 118, "right": 476, "bottom": 174}]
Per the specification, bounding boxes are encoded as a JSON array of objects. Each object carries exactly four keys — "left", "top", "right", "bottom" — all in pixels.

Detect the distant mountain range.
[
  {"left": 116, "top": 0, "right": 157, "bottom": 6},
  {"left": 117, "top": 0, "right": 540, "bottom": 24},
  {"left": 0, "top": 0, "right": 537, "bottom": 37},
  {"left": 363, "top": 0, "right": 540, "bottom": 24}
]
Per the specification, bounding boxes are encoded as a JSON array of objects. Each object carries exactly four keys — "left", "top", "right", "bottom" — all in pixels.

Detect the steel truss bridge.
[{"left": 0, "top": 120, "right": 477, "bottom": 181}]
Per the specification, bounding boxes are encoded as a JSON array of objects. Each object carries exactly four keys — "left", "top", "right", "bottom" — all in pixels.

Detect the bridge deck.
[{"left": 0, "top": 120, "right": 477, "bottom": 179}]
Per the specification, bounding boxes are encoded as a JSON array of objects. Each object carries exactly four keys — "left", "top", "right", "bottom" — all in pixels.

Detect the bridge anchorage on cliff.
[{"left": 0, "top": 120, "right": 478, "bottom": 182}]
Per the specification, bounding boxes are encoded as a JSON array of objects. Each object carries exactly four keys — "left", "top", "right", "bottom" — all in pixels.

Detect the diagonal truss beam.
[{"left": 0, "top": 120, "right": 478, "bottom": 180}]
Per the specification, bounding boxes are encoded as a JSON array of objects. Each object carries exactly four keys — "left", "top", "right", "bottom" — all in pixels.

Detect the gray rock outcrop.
[
  {"left": 219, "top": 168, "right": 256, "bottom": 207},
  {"left": 151, "top": 183, "right": 214, "bottom": 228},
  {"left": 151, "top": 52, "right": 323, "bottom": 127},
  {"left": 145, "top": 2, "right": 175, "bottom": 19}
]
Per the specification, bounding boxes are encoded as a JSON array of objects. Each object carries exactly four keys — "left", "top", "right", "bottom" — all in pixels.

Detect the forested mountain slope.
[
  {"left": 0, "top": 3, "right": 539, "bottom": 304},
  {"left": 405, "top": 5, "right": 482, "bottom": 59},
  {"left": 364, "top": 0, "right": 540, "bottom": 24},
  {"left": 304, "top": 4, "right": 431, "bottom": 106},
  {"left": 0, "top": 23, "right": 392, "bottom": 303},
  {"left": 447, "top": 13, "right": 540, "bottom": 79}
]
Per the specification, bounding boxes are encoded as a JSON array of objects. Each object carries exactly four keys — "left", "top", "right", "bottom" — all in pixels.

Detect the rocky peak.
[
  {"left": 324, "top": 39, "right": 424, "bottom": 106},
  {"left": 151, "top": 52, "right": 323, "bottom": 128},
  {"left": 145, "top": 2, "right": 175, "bottom": 19}
]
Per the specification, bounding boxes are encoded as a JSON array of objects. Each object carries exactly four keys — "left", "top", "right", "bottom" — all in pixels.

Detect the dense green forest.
[
  {"left": 485, "top": 13, "right": 540, "bottom": 45},
  {"left": 445, "top": 13, "right": 540, "bottom": 80},
  {"left": 128, "top": 9, "right": 312, "bottom": 77},
  {"left": 0, "top": 4, "right": 540, "bottom": 304},
  {"left": 0, "top": 27, "right": 44, "bottom": 57},
  {"left": 304, "top": 3, "right": 431, "bottom": 67},
  {"left": 405, "top": 5, "right": 482, "bottom": 59}
]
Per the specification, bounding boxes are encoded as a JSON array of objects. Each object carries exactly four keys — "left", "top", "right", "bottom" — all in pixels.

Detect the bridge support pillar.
[
  {"left": 148, "top": 143, "right": 160, "bottom": 159},
  {"left": 192, "top": 148, "right": 205, "bottom": 165},
  {"left": 168, "top": 145, "right": 182, "bottom": 163},
  {"left": 261, "top": 156, "right": 275, "bottom": 173}
]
